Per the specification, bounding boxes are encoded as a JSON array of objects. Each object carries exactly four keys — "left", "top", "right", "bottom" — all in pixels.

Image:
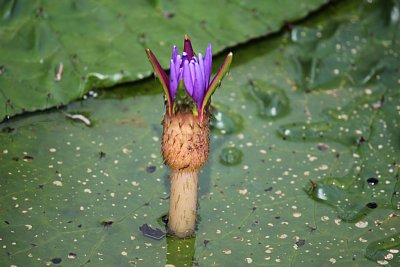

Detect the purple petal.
[
  {"left": 198, "top": 53, "right": 206, "bottom": 88},
  {"left": 172, "top": 46, "right": 178, "bottom": 61},
  {"left": 189, "top": 60, "right": 196, "bottom": 91},
  {"left": 183, "top": 60, "right": 193, "bottom": 96},
  {"left": 169, "top": 59, "right": 178, "bottom": 100},
  {"left": 183, "top": 35, "right": 194, "bottom": 60},
  {"left": 204, "top": 44, "right": 212, "bottom": 87},
  {"left": 174, "top": 54, "right": 181, "bottom": 80},
  {"left": 193, "top": 62, "right": 205, "bottom": 107}
]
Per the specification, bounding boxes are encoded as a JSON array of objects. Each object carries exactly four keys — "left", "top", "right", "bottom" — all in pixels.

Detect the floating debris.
[
  {"left": 51, "top": 257, "right": 62, "bottom": 264},
  {"left": 64, "top": 112, "right": 91, "bottom": 126},
  {"left": 139, "top": 224, "right": 165, "bottom": 240}
]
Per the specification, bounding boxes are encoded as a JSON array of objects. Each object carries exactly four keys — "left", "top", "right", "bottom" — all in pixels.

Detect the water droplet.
[
  {"left": 366, "top": 202, "right": 378, "bottom": 209},
  {"left": 290, "top": 26, "right": 320, "bottom": 45},
  {"left": 219, "top": 147, "right": 243, "bottom": 166},
  {"left": 247, "top": 80, "right": 290, "bottom": 119},
  {"left": 367, "top": 177, "right": 379, "bottom": 185},
  {"left": 210, "top": 103, "right": 243, "bottom": 135}
]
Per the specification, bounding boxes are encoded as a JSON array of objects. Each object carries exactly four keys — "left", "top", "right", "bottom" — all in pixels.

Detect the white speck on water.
[
  {"left": 80, "top": 206, "right": 84, "bottom": 211},
  {"left": 239, "top": 188, "right": 248, "bottom": 195},
  {"left": 25, "top": 225, "right": 32, "bottom": 230},
  {"left": 84, "top": 189, "right": 92, "bottom": 194},
  {"left": 216, "top": 229, "right": 222, "bottom": 234},
  {"left": 333, "top": 69, "right": 340, "bottom": 75},
  {"left": 68, "top": 253, "right": 77, "bottom": 259},
  {"left": 293, "top": 212, "right": 302, "bottom": 218},
  {"left": 359, "top": 237, "right": 368, "bottom": 243},
  {"left": 53, "top": 181, "right": 63, "bottom": 187},
  {"left": 245, "top": 257, "right": 253, "bottom": 264},
  {"left": 122, "top": 148, "right": 132, "bottom": 154},
  {"left": 3, "top": 149, "right": 8, "bottom": 154},
  {"left": 334, "top": 219, "right": 342, "bottom": 225},
  {"left": 121, "top": 251, "right": 128, "bottom": 256},
  {"left": 319, "top": 164, "right": 328, "bottom": 170},
  {"left": 49, "top": 148, "right": 56, "bottom": 152},
  {"left": 329, "top": 258, "right": 337, "bottom": 264},
  {"left": 223, "top": 249, "right": 232, "bottom": 255},
  {"left": 377, "top": 259, "right": 389, "bottom": 265},
  {"left": 308, "top": 155, "right": 318, "bottom": 161},
  {"left": 131, "top": 181, "right": 140, "bottom": 187},
  {"left": 355, "top": 221, "right": 368, "bottom": 228},
  {"left": 321, "top": 216, "right": 330, "bottom": 222},
  {"left": 278, "top": 234, "right": 287, "bottom": 239}
]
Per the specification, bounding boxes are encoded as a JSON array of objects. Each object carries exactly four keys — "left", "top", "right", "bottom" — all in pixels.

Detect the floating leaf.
[{"left": 0, "top": 0, "right": 329, "bottom": 120}]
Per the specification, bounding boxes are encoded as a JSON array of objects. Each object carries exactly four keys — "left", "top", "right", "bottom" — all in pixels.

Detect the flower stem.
[{"left": 168, "top": 169, "right": 199, "bottom": 238}]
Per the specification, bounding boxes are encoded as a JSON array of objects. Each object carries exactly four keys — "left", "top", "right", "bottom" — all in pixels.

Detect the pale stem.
[{"left": 168, "top": 170, "right": 199, "bottom": 238}]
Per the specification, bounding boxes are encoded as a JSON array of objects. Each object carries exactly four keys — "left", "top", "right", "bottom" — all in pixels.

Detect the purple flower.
[{"left": 146, "top": 35, "right": 232, "bottom": 120}]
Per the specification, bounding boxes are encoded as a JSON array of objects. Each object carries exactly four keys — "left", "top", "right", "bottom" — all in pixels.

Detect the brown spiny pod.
[{"left": 162, "top": 112, "right": 209, "bottom": 172}]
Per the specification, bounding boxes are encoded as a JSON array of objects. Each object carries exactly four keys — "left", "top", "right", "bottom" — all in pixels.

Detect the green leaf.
[
  {"left": 1, "top": 0, "right": 400, "bottom": 266},
  {"left": 0, "top": 0, "right": 329, "bottom": 120}
]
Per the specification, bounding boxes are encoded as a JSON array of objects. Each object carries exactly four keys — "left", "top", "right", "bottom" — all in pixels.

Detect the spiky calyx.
[{"left": 162, "top": 112, "right": 210, "bottom": 172}]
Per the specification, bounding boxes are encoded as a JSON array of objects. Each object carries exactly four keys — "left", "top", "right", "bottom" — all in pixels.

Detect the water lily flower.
[
  {"left": 146, "top": 35, "right": 232, "bottom": 120},
  {"left": 145, "top": 35, "right": 233, "bottom": 238}
]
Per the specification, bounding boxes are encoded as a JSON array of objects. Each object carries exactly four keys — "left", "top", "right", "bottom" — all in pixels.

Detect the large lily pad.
[
  {"left": 0, "top": 0, "right": 328, "bottom": 121},
  {"left": 1, "top": 0, "right": 400, "bottom": 266}
]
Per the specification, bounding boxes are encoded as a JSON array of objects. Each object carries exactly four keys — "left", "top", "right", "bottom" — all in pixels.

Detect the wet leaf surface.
[
  {"left": 0, "top": 0, "right": 328, "bottom": 120},
  {"left": 0, "top": 0, "right": 400, "bottom": 266}
]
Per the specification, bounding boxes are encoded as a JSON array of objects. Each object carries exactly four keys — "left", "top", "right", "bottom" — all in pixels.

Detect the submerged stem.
[{"left": 168, "top": 170, "right": 199, "bottom": 238}]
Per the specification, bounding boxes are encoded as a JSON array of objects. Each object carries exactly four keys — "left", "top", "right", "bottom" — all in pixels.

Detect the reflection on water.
[{"left": 166, "top": 236, "right": 196, "bottom": 267}]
